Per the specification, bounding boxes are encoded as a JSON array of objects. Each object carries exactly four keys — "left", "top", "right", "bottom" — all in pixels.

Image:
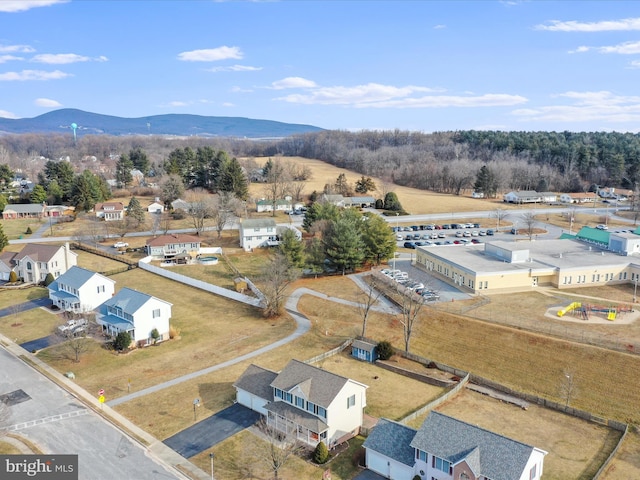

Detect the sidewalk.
[{"left": 0, "top": 333, "right": 210, "bottom": 480}]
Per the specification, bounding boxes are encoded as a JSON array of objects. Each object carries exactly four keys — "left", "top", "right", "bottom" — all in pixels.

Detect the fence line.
[
  {"left": 593, "top": 424, "right": 630, "bottom": 479},
  {"left": 398, "top": 374, "right": 470, "bottom": 426},
  {"left": 304, "top": 338, "right": 353, "bottom": 365},
  {"left": 73, "top": 242, "right": 138, "bottom": 267},
  {"left": 138, "top": 256, "right": 263, "bottom": 308}
]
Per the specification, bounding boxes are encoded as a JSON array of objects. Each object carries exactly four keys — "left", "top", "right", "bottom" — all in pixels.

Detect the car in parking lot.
[
  {"left": 479, "top": 230, "right": 486, "bottom": 236},
  {"left": 486, "top": 229, "right": 495, "bottom": 235},
  {"left": 113, "top": 241, "right": 129, "bottom": 248},
  {"left": 596, "top": 224, "right": 608, "bottom": 230},
  {"left": 455, "top": 231, "right": 464, "bottom": 238},
  {"left": 403, "top": 241, "right": 416, "bottom": 249},
  {"left": 463, "top": 231, "right": 471, "bottom": 237},
  {"left": 421, "top": 233, "right": 431, "bottom": 240},
  {"left": 441, "top": 224, "right": 451, "bottom": 229},
  {"left": 438, "top": 232, "right": 446, "bottom": 238},
  {"left": 471, "top": 230, "right": 479, "bottom": 237},
  {"left": 396, "top": 234, "right": 404, "bottom": 241},
  {"left": 425, "top": 224, "right": 435, "bottom": 230},
  {"left": 422, "top": 292, "right": 440, "bottom": 302},
  {"left": 471, "top": 238, "right": 482, "bottom": 244}
]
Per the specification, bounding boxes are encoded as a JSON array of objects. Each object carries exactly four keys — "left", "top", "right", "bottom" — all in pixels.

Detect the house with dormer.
[
  {"left": 0, "top": 243, "right": 77, "bottom": 283},
  {"left": 95, "top": 201, "right": 125, "bottom": 221},
  {"left": 145, "top": 234, "right": 201, "bottom": 261},
  {"left": 96, "top": 287, "right": 172, "bottom": 347},
  {"left": 234, "top": 359, "right": 368, "bottom": 448},
  {"left": 48, "top": 266, "right": 115, "bottom": 313},
  {"left": 363, "top": 412, "right": 546, "bottom": 480}
]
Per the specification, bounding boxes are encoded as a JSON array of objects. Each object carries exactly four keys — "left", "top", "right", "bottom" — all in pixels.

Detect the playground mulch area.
[{"left": 546, "top": 303, "right": 640, "bottom": 325}]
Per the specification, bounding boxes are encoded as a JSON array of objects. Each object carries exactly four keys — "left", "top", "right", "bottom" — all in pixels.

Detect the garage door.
[
  {"left": 236, "top": 390, "right": 269, "bottom": 415},
  {"left": 366, "top": 450, "right": 390, "bottom": 478}
]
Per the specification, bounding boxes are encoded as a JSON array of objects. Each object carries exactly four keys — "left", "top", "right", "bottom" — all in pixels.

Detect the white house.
[
  {"left": 559, "top": 192, "right": 597, "bottom": 204},
  {"left": 344, "top": 196, "right": 376, "bottom": 208},
  {"left": 503, "top": 191, "right": 542, "bottom": 204},
  {"left": 96, "top": 287, "right": 172, "bottom": 347},
  {"left": 256, "top": 198, "right": 303, "bottom": 213},
  {"left": 48, "top": 266, "right": 115, "bottom": 313},
  {"left": 364, "top": 412, "right": 547, "bottom": 480},
  {"left": 95, "top": 202, "right": 125, "bottom": 221},
  {"left": 145, "top": 234, "right": 201, "bottom": 261},
  {"left": 234, "top": 359, "right": 368, "bottom": 448},
  {"left": 0, "top": 243, "right": 77, "bottom": 283},
  {"left": 147, "top": 201, "right": 164, "bottom": 214},
  {"left": 239, "top": 218, "right": 278, "bottom": 251}
]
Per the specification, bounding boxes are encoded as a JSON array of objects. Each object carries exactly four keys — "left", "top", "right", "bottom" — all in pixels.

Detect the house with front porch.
[
  {"left": 559, "top": 192, "right": 597, "bottom": 204},
  {"left": 96, "top": 287, "right": 172, "bottom": 347},
  {"left": 363, "top": 412, "right": 546, "bottom": 480},
  {"left": 503, "top": 191, "right": 542, "bottom": 204},
  {"left": 2, "top": 203, "right": 45, "bottom": 219},
  {"left": 95, "top": 201, "right": 125, "bottom": 221},
  {"left": 234, "top": 359, "right": 368, "bottom": 448},
  {"left": 48, "top": 266, "right": 115, "bottom": 313},
  {"left": 0, "top": 243, "right": 77, "bottom": 283},
  {"left": 239, "top": 218, "right": 278, "bottom": 251},
  {"left": 145, "top": 234, "right": 201, "bottom": 261}
]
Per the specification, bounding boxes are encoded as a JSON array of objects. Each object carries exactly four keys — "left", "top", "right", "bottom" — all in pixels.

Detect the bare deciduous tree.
[
  {"left": 74, "top": 217, "right": 103, "bottom": 248},
  {"left": 264, "top": 159, "right": 291, "bottom": 217},
  {"left": 59, "top": 310, "right": 98, "bottom": 363},
  {"left": 521, "top": 211, "right": 537, "bottom": 241},
  {"left": 260, "top": 253, "right": 300, "bottom": 318},
  {"left": 356, "top": 275, "right": 383, "bottom": 337},
  {"left": 211, "top": 191, "right": 239, "bottom": 238},
  {"left": 185, "top": 188, "right": 214, "bottom": 234},
  {"left": 396, "top": 285, "right": 425, "bottom": 353},
  {"left": 492, "top": 208, "right": 509, "bottom": 231},
  {"left": 559, "top": 369, "right": 578, "bottom": 408},
  {"left": 252, "top": 418, "right": 304, "bottom": 480}
]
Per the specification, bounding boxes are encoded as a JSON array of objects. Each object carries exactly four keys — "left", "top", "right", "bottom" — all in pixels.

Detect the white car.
[
  {"left": 113, "top": 241, "right": 129, "bottom": 248},
  {"left": 596, "top": 224, "right": 608, "bottom": 230}
]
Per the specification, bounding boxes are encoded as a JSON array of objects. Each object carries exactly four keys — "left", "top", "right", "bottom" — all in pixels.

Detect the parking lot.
[{"left": 392, "top": 223, "right": 501, "bottom": 249}]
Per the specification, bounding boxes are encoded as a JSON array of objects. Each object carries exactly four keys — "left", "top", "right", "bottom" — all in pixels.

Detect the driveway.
[
  {"left": 163, "top": 403, "right": 260, "bottom": 458},
  {"left": 20, "top": 334, "right": 64, "bottom": 352},
  {"left": 353, "top": 470, "right": 387, "bottom": 480},
  {"left": 0, "top": 297, "right": 51, "bottom": 318}
]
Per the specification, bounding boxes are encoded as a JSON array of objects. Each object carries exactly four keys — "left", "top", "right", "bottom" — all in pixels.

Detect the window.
[
  {"left": 417, "top": 450, "right": 427, "bottom": 462},
  {"left": 317, "top": 406, "right": 327, "bottom": 419},
  {"left": 307, "top": 401, "right": 315, "bottom": 413},
  {"left": 295, "top": 396, "right": 304, "bottom": 408},
  {"left": 152, "top": 308, "right": 161, "bottom": 318},
  {"left": 432, "top": 456, "right": 451, "bottom": 473},
  {"left": 97, "top": 285, "right": 105, "bottom": 293},
  {"left": 347, "top": 394, "right": 355, "bottom": 408},
  {"left": 274, "top": 388, "right": 284, "bottom": 400},
  {"left": 26, "top": 262, "right": 32, "bottom": 270},
  {"left": 530, "top": 464, "right": 537, "bottom": 480},
  {"left": 285, "top": 392, "right": 292, "bottom": 403}
]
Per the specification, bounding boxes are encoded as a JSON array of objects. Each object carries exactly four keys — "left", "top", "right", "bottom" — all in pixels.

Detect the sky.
[{"left": 1, "top": 0, "right": 640, "bottom": 133}]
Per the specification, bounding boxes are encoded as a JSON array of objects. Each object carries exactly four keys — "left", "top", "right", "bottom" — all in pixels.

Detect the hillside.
[{"left": 0, "top": 108, "right": 324, "bottom": 138}]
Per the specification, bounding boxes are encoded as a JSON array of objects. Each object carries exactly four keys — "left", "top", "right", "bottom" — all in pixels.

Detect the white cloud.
[
  {"left": 206, "top": 65, "right": 262, "bottom": 72},
  {"left": 271, "top": 77, "right": 318, "bottom": 89},
  {"left": 32, "top": 53, "right": 88, "bottom": 64},
  {"left": 0, "top": 0, "right": 68, "bottom": 13},
  {"left": 512, "top": 91, "right": 640, "bottom": 124},
  {"left": 35, "top": 98, "right": 62, "bottom": 107},
  {"left": 629, "top": 60, "right": 640, "bottom": 69},
  {"left": 433, "top": 24, "right": 446, "bottom": 29},
  {"left": 273, "top": 80, "right": 522, "bottom": 108},
  {"left": 0, "top": 55, "right": 23, "bottom": 63},
  {"left": 177, "top": 46, "right": 242, "bottom": 62},
  {"left": 536, "top": 17, "right": 640, "bottom": 32},
  {"left": 222, "top": 102, "right": 234, "bottom": 107},
  {"left": 0, "top": 69, "right": 71, "bottom": 81},
  {"left": 0, "top": 110, "right": 18, "bottom": 119},
  {"left": 167, "top": 101, "right": 189, "bottom": 107},
  {"left": 231, "top": 86, "right": 253, "bottom": 93},
  {"left": 571, "top": 40, "right": 640, "bottom": 55},
  {"left": 0, "top": 44, "right": 35, "bottom": 53}
]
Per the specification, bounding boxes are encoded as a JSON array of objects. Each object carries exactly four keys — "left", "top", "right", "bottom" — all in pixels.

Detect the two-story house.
[
  {"left": 96, "top": 287, "right": 172, "bottom": 347},
  {"left": 48, "top": 266, "right": 115, "bottom": 313},
  {"left": 0, "top": 243, "right": 77, "bottom": 283},
  {"left": 145, "top": 234, "right": 201, "bottom": 261},
  {"left": 95, "top": 202, "right": 125, "bottom": 221},
  {"left": 363, "top": 412, "right": 547, "bottom": 480},
  {"left": 239, "top": 218, "right": 278, "bottom": 251},
  {"left": 234, "top": 359, "right": 368, "bottom": 448}
]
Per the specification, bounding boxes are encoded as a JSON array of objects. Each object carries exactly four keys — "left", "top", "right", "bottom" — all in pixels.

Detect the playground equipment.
[
  {"left": 557, "top": 302, "right": 581, "bottom": 317},
  {"left": 557, "top": 302, "right": 633, "bottom": 321}
]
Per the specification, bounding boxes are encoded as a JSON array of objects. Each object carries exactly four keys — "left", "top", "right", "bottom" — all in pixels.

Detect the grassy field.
[
  {"left": 0, "top": 218, "right": 43, "bottom": 240},
  {"left": 600, "top": 428, "right": 640, "bottom": 479},
  {"left": 0, "top": 306, "right": 61, "bottom": 345}
]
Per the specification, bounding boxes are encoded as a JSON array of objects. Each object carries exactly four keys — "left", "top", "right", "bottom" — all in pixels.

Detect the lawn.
[
  {"left": 0, "top": 306, "right": 61, "bottom": 344},
  {"left": 432, "top": 389, "right": 620, "bottom": 480},
  {"left": 317, "top": 353, "right": 444, "bottom": 420},
  {"left": 0, "top": 218, "right": 44, "bottom": 240},
  {"left": 0, "top": 286, "right": 48, "bottom": 310},
  {"left": 599, "top": 427, "right": 640, "bottom": 480}
]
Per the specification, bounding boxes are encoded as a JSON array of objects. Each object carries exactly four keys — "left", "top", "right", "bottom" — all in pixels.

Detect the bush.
[
  {"left": 172, "top": 209, "right": 186, "bottom": 220},
  {"left": 8, "top": 271, "right": 18, "bottom": 283},
  {"left": 25, "top": 226, "right": 32, "bottom": 234},
  {"left": 150, "top": 328, "right": 160, "bottom": 344},
  {"left": 169, "top": 325, "right": 181, "bottom": 339},
  {"left": 313, "top": 441, "right": 329, "bottom": 464},
  {"left": 413, "top": 476, "right": 422, "bottom": 480},
  {"left": 113, "top": 331, "right": 132, "bottom": 351},
  {"left": 377, "top": 340, "right": 394, "bottom": 360},
  {"left": 43, "top": 273, "right": 55, "bottom": 286},
  {"left": 375, "top": 198, "right": 384, "bottom": 209}
]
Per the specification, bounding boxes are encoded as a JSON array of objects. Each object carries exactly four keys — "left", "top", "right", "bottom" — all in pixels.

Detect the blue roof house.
[
  {"left": 48, "top": 266, "right": 115, "bottom": 313},
  {"left": 364, "top": 411, "right": 547, "bottom": 480},
  {"left": 96, "top": 287, "right": 172, "bottom": 347}
]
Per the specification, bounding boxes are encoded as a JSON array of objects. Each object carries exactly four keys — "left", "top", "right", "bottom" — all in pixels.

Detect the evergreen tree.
[
  {"left": 334, "top": 173, "right": 353, "bottom": 196},
  {"left": 302, "top": 201, "right": 340, "bottom": 233},
  {"left": 383, "top": 192, "right": 403, "bottom": 211},
  {"left": 30, "top": 184, "right": 47, "bottom": 204},
  {"left": 161, "top": 175, "right": 185, "bottom": 207},
  {"left": 127, "top": 197, "right": 146, "bottom": 224},
  {"left": 114, "top": 331, "right": 132, "bottom": 351},
  {"left": 324, "top": 215, "right": 365, "bottom": 274},
  {"left": 115, "top": 154, "right": 134, "bottom": 188},
  {"left": 473, "top": 165, "right": 498, "bottom": 198},
  {"left": 39, "top": 160, "right": 75, "bottom": 201},
  {"left": 0, "top": 194, "right": 7, "bottom": 213},
  {"left": 278, "top": 229, "right": 305, "bottom": 268},
  {"left": 46, "top": 180, "right": 63, "bottom": 204},
  {"left": 128, "top": 147, "right": 150, "bottom": 175},
  {"left": 0, "top": 223, "right": 8, "bottom": 252},
  {"left": 362, "top": 213, "right": 396, "bottom": 265},
  {"left": 0, "top": 164, "right": 14, "bottom": 185},
  {"left": 355, "top": 176, "right": 376, "bottom": 194},
  {"left": 218, "top": 157, "right": 249, "bottom": 200},
  {"left": 304, "top": 237, "right": 326, "bottom": 276},
  {"left": 70, "top": 171, "right": 107, "bottom": 212}
]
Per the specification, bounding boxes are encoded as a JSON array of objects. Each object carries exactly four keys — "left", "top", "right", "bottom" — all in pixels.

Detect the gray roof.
[
  {"left": 241, "top": 218, "right": 276, "bottom": 230},
  {"left": 15, "top": 243, "right": 66, "bottom": 263},
  {"left": 352, "top": 340, "right": 376, "bottom": 353},
  {"left": 363, "top": 418, "right": 416, "bottom": 467},
  {"left": 233, "top": 364, "right": 278, "bottom": 401},
  {"left": 410, "top": 412, "right": 538, "bottom": 480},
  {"left": 99, "top": 287, "right": 171, "bottom": 315},
  {"left": 270, "top": 359, "right": 360, "bottom": 408},
  {"left": 346, "top": 196, "right": 375, "bottom": 204},
  {"left": 3, "top": 203, "right": 44, "bottom": 214},
  {"left": 264, "top": 401, "right": 328, "bottom": 434},
  {"left": 53, "top": 266, "right": 112, "bottom": 290}
]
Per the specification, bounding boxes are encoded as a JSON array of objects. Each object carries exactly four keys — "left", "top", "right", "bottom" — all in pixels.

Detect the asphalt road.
[
  {"left": 0, "top": 346, "right": 182, "bottom": 480},
  {"left": 0, "top": 297, "right": 51, "bottom": 318}
]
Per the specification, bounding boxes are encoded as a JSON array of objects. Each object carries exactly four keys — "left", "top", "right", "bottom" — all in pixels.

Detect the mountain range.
[{"left": 0, "top": 109, "right": 324, "bottom": 138}]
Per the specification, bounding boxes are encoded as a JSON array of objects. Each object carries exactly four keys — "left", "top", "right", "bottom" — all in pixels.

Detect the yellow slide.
[{"left": 558, "top": 302, "right": 581, "bottom": 317}]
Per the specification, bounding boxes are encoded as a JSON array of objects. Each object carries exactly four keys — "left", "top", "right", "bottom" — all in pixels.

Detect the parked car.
[
  {"left": 396, "top": 234, "right": 404, "bottom": 241},
  {"left": 455, "top": 231, "right": 464, "bottom": 238},
  {"left": 425, "top": 224, "right": 435, "bottom": 230},
  {"left": 479, "top": 230, "right": 486, "bottom": 236},
  {"left": 113, "top": 241, "right": 129, "bottom": 248},
  {"left": 421, "top": 233, "right": 431, "bottom": 240},
  {"left": 471, "top": 231, "right": 479, "bottom": 237},
  {"left": 596, "top": 224, "right": 608, "bottom": 230},
  {"left": 486, "top": 229, "right": 495, "bottom": 236},
  {"left": 422, "top": 293, "right": 440, "bottom": 302},
  {"left": 403, "top": 241, "right": 416, "bottom": 249},
  {"left": 463, "top": 231, "right": 472, "bottom": 237},
  {"left": 441, "top": 224, "right": 451, "bottom": 229},
  {"left": 473, "top": 223, "right": 481, "bottom": 228}
]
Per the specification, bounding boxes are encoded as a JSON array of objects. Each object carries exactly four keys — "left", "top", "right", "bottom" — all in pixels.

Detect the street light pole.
[
  {"left": 209, "top": 452, "right": 214, "bottom": 480},
  {"left": 193, "top": 398, "right": 200, "bottom": 422}
]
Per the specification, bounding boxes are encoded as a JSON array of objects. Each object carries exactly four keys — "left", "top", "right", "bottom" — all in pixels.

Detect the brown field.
[
  {"left": 432, "top": 389, "right": 620, "bottom": 480},
  {"left": 0, "top": 218, "right": 44, "bottom": 240},
  {"left": 599, "top": 428, "right": 640, "bottom": 479},
  {"left": 0, "top": 306, "right": 61, "bottom": 345}
]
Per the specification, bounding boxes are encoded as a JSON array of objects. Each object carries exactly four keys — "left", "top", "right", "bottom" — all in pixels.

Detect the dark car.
[
  {"left": 473, "top": 223, "right": 481, "bottom": 228},
  {"left": 403, "top": 241, "right": 416, "bottom": 249},
  {"left": 441, "top": 224, "right": 451, "bottom": 229},
  {"left": 486, "top": 229, "right": 495, "bottom": 235}
]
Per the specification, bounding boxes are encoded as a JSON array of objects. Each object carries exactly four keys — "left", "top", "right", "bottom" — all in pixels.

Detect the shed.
[
  {"left": 234, "top": 277, "right": 248, "bottom": 293},
  {"left": 351, "top": 339, "right": 378, "bottom": 362}
]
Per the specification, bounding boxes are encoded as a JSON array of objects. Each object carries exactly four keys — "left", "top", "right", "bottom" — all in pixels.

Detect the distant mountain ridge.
[{"left": 0, "top": 108, "right": 324, "bottom": 138}]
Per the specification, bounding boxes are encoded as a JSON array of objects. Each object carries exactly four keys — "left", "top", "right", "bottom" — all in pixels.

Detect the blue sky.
[{"left": 1, "top": 0, "right": 640, "bottom": 133}]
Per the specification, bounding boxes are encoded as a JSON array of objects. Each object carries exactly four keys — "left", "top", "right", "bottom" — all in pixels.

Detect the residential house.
[
  {"left": 171, "top": 199, "right": 192, "bottom": 212},
  {"left": 2, "top": 203, "right": 45, "bottom": 219},
  {"left": 344, "top": 196, "right": 376, "bottom": 208},
  {"left": 559, "top": 192, "right": 597, "bottom": 204},
  {"left": 363, "top": 412, "right": 546, "bottom": 480},
  {"left": 239, "top": 218, "right": 278, "bottom": 251},
  {"left": 96, "top": 287, "right": 172, "bottom": 346},
  {"left": 539, "top": 191, "right": 557, "bottom": 203},
  {"left": 48, "top": 266, "right": 115, "bottom": 313},
  {"left": 0, "top": 243, "right": 77, "bottom": 283},
  {"left": 503, "top": 191, "right": 542, "bottom": 204},
  {"left": 471, "top": 191, "right": 485, "bottom": 199},
  {"left": 147, "top": 201, "right": 164, "bottom": 214},
  {"left": 95, "top": 202, "right": 125, "bottom": 221},
  {"left": 234, "top": 359, "right": 368, "bottom": 448},
  {"left": 321, "top": 194, "right": 346, "bottom": 207},
  {"left": 351, "top": 340, "right": 378, "bottom": 363},
  {"left": 145, "top": 234, "right": 201, "bottom": 261},
  {"left": 256, "top": 198, "right": 298, "bottom": 213}
]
